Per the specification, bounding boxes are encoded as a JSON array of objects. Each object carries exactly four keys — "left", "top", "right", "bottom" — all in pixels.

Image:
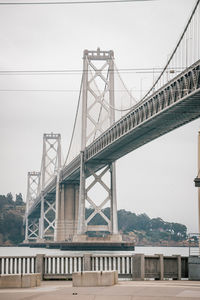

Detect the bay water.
[{"left": 0, "top": 246, "right": 191, "bottom": 256}]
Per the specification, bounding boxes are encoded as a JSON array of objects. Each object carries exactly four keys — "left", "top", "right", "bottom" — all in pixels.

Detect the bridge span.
[
  {"left": 24, "top": 1, "right": 200, "bottom": 245},
  {"left": 29, "top": 59, "right": 200, "bottom": 212}
]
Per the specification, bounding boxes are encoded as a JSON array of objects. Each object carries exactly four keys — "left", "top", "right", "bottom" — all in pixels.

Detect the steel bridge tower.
[
  {"left": 74, "top": 48, "right": 121, "bottom": 242},
  {"left": 25, "top": 172, "right": 41, "bottom": 241},
  {"left": 54, "top": 49, "right": 121, "bottom": 242},
  {"left": 24, "top": 49, "right": 121, "bottom": 243},
  {"left": 25, "top": 133, "right": 62, "bottom": 242}
]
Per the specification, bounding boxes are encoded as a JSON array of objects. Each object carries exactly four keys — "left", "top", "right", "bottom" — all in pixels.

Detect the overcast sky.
[{"left": 0, "top": 0, "right": 199, "bottom": 233}]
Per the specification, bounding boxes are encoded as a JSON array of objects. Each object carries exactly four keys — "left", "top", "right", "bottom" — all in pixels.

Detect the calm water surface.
[{"left": 0, "top": 246, "right": 191, "bottom": 256}]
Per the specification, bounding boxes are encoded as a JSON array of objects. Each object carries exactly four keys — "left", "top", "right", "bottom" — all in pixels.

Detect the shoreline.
[{"left": 0, "top": 244, "right": 195, "bottom": 248}]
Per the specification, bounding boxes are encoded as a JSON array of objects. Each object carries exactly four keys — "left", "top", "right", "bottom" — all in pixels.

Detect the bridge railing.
[
  {"left": 0, "top": 256, "right": 36, "bottom": 275},
  {"left": 91, "top": 255, "right": 132, "bottom": 278},
  {"left": 0, "top": 253, "right": 188, "bottom": 280},
  {"left": 44, "top": 255, "right": 83, "bottom": 279}
]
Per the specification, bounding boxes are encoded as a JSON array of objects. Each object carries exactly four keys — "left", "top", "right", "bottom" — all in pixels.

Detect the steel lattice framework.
[
  {"left": 25, "top": 172, "right": 40, "bottom": 241},
  {"left": 25, "top": 134, "right": 62, "bottom": 241},
  {"left": 77, "top": 49, "right": 118, "bottom": 237}
]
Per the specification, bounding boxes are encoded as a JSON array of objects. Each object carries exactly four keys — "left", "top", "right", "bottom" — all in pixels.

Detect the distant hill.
[
  {"left": 86, "top": 207, "right": 187, "bottom": 246},
  {"left": 0, "top": 193, "right": 187, "bottom": 246},
  {"left": 0, "top": 193, "right": 25, "bottom": 245}
]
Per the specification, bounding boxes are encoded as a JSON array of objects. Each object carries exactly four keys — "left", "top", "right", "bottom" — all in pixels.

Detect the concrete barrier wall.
[
  {"left": 72, "top": 271, "right": 118, "bottom": 287},
  {"left": 0, "top": 275, "right": 21, "bottom": 288},
  {"left": 0, "top": 273, "right": 41, "bottom": 288}
]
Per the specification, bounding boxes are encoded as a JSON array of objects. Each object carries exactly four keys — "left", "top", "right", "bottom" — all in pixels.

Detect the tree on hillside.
[
  {"left": 0, "top": 193, "right": 14, "bottom": 209},
  {"left": 6, "top": 193, "right": 13, "bottom": 204},
  {"left": 150, "top": 218, "right": 164, "bottom": 230},
  {"left": 16, "top": 193, "right": 23, "bottom": 205}
]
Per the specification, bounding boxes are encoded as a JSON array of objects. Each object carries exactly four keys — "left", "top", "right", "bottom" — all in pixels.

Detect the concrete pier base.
[
  {"left": 54, "top": 183, "right": 79, "bottom": 242},
  {"left": 72, "top": 234, "right": 122, "bottom": 242},
  {"left": 20, "top": 241, "right": 135, "bottom": 251}
]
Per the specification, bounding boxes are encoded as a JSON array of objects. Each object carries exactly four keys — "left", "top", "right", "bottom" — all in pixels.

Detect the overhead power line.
[
  {"left": 0, "top": 0, "right": 154, "bottom": 6},
  {"left": 0, "top": 67, "right": 184, "bottom": 75},
  {"left": 0, "top": 88, "right": 193, "bottom": 92}
]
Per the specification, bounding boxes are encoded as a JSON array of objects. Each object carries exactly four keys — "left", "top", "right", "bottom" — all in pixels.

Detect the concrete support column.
[
  {"left": 55, "top": 181, "right": 79, "bottom": 242},
  {"left": 25, "top": 216, "right": 28, "bottom": 241},
  {"left": 83, "top": 254, "right": 92, "bottom": 271},
  {"left": 39, "top": 195, "right": 44, "bottom": 240},
  {"left": 74, "top": 184, "right": 79, "bottom": 233},
  {"left": 109, "top": 51, "right": 118, "bottom": 237},
  {"left": 77, "top": 152, "right": 86, "bottom": 235},
  {"left": 174, "top": 255, "right": 181, "bottom": 280},
  {"left": 110, "top": 163, "right": 118, "bottom": 235},
  {"left": 64, "top": 184, "right": 75, "bottom": 240},
  {"left": 60, "top": 184, "right": 65, "bottom": 221},
  {"left": 132, "top": 254, "right": 145, "bottom": 280},
  {"left": 59, "top": 184, "right": 65, "bottom": 241},
  {"left": 36, "top": 254, "right": 45, "bottom": 280},
  {"left": 54, "top": 173, "right": 60, "bottom": 242},
  {"left": 158, "top": 254, "right": 164, "bottom": 280}
]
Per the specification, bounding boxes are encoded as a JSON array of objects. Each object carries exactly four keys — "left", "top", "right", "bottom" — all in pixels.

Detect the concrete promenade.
[{"left": 0, "top": 280, "right": 200, "bottom": 299}]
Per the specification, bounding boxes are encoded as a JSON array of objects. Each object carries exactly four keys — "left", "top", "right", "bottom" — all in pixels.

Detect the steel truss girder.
[
  {"left": 43, "top": 198, "right": 56, "bottom": 237},
  {"left": 27, "top": 219, "right": 39, "bottom": 240},
  {"left": 85, "top": 165, "right": 111, "bottom": 231}
]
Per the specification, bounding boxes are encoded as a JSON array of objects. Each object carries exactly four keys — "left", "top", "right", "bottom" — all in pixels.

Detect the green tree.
[
  {"left": 16, "top": 193, "right": 23, "bottom": 205},
  {"left": 6, "top": 193, "right": 13, "bottom": 204}
]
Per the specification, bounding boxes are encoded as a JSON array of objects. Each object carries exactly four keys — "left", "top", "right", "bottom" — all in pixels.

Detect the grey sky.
[{"left": 0, "top": 0, "right": 199, "bottom": 233}]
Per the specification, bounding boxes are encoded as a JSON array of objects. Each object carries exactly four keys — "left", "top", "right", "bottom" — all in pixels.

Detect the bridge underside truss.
[
  {"left": 42, "top": 198, "right": 56, "bottom": 239},
  {"left": 80, "top": 162, "right": 118, "bottom": 235},
  {"left": 26, "top": 219, "right": 39, "bottom": 241}
]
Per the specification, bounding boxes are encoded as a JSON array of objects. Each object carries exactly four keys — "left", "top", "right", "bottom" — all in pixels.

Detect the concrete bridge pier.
[{"left": 54, "top": 183, "right": 79, "bottom": 242}]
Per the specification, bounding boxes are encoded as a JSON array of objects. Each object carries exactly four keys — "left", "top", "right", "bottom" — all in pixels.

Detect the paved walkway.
[{"left": 0, "top": 280, "right": 200, "bottom": 300}]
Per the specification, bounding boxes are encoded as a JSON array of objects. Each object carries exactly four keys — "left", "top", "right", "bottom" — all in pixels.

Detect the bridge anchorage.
[{"left": 24, "top": 49, "right": 132, "bottom": 250}]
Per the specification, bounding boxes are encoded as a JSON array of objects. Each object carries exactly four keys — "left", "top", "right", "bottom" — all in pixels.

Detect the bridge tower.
[
  {"left": 39, "top": 133, "right": 61, "bottom": 241},
  {"left": 24, "top": 171, "right": 41, "bottom": 241},
  {"left": 24, "top": 133, "right": 62, "bottom": 242},
  {"left": 74, "top": 48, "right": 121, "bottom": 242}
]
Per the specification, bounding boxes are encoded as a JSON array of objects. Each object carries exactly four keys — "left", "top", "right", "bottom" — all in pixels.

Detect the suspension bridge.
[{"left": 23, "top": 0, "right": 200, "bottom": 249}]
